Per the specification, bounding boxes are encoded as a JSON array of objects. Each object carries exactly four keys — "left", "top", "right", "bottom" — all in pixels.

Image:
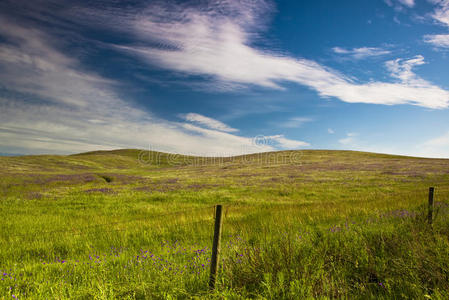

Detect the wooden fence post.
[
  {"left": 209, "top": 204, "right": 223, "bottom": 289},
  {"left": 428, "top": 187, "right": 434, "bottom": 225}
]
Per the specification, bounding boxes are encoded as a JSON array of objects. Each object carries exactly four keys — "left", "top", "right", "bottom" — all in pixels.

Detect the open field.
[{"left": 1, "top": 149, "right": 449, "bottom": 299}]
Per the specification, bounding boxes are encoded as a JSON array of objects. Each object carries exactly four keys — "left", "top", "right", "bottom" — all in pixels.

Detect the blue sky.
[{"left": 1, "top": 0, "right": 449, "bottom": 157}]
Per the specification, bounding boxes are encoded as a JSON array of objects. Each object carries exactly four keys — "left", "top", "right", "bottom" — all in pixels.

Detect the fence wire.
[{"left": 1, "top": 187, "right": 446, "bottom": 243}]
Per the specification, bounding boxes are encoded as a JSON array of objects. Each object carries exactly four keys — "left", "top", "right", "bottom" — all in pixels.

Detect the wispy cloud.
[
  {"left": 338, "top": 133, "right": 358, "bottom": 146},
  {"left": 328, "top": 128, "right": 335, "bottom": 134},
  {"left": 424, "top": 0, "right": 449, "bottom": 48},
  {"left": 180, "top": 113, "right": 238, "bottom": 132},
  {"left": 385, "top": 55, "right": 425, "bottom": 83},
  {"left": 431, "top": 0, "right": 449, "bottom": 26},
  {"left": 413, "top": 130, "right": 449, "bottom": 158},
  {"left": 278, "top": 117, "right": 313, "bottom": 128},
  {"left": 0, "top": 19, "right": 116, "bottom": 108},
  {"left": 265, "top": 135, "right": 310, "bottom": 149},
  {"left": 93, "top": 0, "right": 449, "bottom": 109},
  {"left": 424, "top": 34, "right": 449, "bottom": 47},
  {"left": 398, "top": 0, "right": 415, "bottom": 7},
  {"left": 332, "top": 46, "right": 391, "bottom": 59},
  {"left": 423, "top": 131, "right": 449, "bottom": 147},
  {"left": 0, "top": 18, "right": 308, "bottom": 156},
  {"left": 384, "top": 0, "right": 415, "bottom": 10}
]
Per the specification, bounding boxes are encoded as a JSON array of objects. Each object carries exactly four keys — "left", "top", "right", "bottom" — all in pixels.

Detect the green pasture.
[{"left": 0, "top": 150, "right": 449, "bottom": 299}]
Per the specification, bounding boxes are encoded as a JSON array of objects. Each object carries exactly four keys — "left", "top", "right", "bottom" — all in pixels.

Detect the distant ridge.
[
  {"left": 3, "top": 148, "right": 446, "bottom": 160},
  {"left": 1, "top": 148, "right": 448, "bottom": 174},
  {"left": 72, "top": 148, "right": 445, "bottom": 160}
]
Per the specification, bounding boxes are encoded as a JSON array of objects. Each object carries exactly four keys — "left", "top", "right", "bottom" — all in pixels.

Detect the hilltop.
[{"left": 1, "top": 148, "right": 448, "bottom": 173}]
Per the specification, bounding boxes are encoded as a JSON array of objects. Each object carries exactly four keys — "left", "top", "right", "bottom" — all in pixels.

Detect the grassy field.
[{"left": 1, "top": 149, "right": 449, "bottom": 299}]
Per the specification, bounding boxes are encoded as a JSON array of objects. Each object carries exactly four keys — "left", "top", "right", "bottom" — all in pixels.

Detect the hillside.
[
  {"left": 2, "top": 148, "right": 448, "bottom": 172},
  {"left": 1, "top": 149, "right": 449, "bottom": 298},
  {"left": 1, "top": 149, "right": 448, "bottom": 190}
]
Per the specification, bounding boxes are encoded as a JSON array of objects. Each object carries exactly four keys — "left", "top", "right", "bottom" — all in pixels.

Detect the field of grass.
[{"left": 1, "top": 149, "right": 449, "bottom": 299}]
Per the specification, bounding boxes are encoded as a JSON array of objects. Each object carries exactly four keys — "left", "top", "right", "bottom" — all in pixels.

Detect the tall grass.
[{"left": 0, "top": 150, "right": 449, "bottom": 298}]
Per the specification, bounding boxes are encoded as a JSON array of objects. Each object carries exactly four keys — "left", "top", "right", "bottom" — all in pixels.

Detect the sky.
[{"left": 1, "top": 0, "right": 449, "bottom": 157}]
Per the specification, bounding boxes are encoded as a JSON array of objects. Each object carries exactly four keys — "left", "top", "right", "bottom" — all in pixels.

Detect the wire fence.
[
  {"left": 2, "top": 188, "right": 448, "bottom": 242},
  {"left": 0, "top": 187, "right": 448, "bottom": 293}
]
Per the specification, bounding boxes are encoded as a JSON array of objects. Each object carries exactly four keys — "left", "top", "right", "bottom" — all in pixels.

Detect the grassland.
[{"left": 1, "top": 149, "right": 449, "bottom": 299}]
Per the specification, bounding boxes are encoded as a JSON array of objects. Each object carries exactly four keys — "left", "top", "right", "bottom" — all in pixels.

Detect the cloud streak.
[
  {"left": 431, "top": 0, "right": 449, "bottom": 26},
  {"left": 267, "top": 135, "right": 310, "bottom": 149},
  {"left": 412, "top": 131, "right": 449, "bottom": 158},
  {"left": 424, "top": 0, "right": 449, "bottom": 48},
  {"left": 103, "top": 0, "right": 449, "bottom": 109},
  {"left": 181, "top": 113, "right": 238, "bottom": 132},
  {"left": 338, "top": 133, "right": 358, "bottom": 146},
  {"left": 332, "top": 46, "right": 391, "bottom": 59},
  {"left": 385, "top": 55, "right": 425, "bottom": 83},
  {"left": 0, "top": 17, "right": 308, "bottom": 156},
  {"left": 398, "top": 0, "right": 415, "bottom": 7},
  {"left": 277, "top": 117, "right": 313, "bottom": 128},
  {"left": 424, "top": 34, "right": 449, "bottom": 47}
]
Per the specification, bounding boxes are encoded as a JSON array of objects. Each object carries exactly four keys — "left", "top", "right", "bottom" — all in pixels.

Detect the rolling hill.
[{"left": 1, "top": 149, "right": 449, "bottom": 298}]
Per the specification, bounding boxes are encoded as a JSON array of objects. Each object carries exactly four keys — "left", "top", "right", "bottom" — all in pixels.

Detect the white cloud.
[
  {"left": 398, "top": 0, "right": 415, "bottom": 7},
  {"left": 181, "top": 113, "right": 238, "bottom": 132},
  {"left": 384, "top": 0, "right": 415, "bottom": 9},
  {"left": 0, "top": 20, "right": 309, "bottom": 156},
  {"left": 332, "top": 46, "right": 391, "bottom": 59},
  {"left": 423, "top": 131, "right": 449, "bottom": 147},
  {"left": 102, "top": 1, "right": 449, "bottom": 109},
  {"left": 424, "top": 0, "right": 449, "bottom": 48},
  {"left": 278, "top": 117, "right": 313, "bottom": 128},
  {"left": 0, "top": 20, "right": 118, "bottom": 108},
  {"left": 385, "top": 55, "right": 425, "bottom": 83},
  {"left": 328, "top": 128, "right": 335, "bottom": 134},
  {"left": 338, "top": 133, "right": 358, "bottom": 145},
  {"left": 333, "top": 130, "right": 449, "bottom": 158},
  {"left": 431, "top": 0, "right": 449, "bottom": 26},
  {"left": 266, "top": 135, "right": 310, "bottom": 149},
  {"left": 338, "top": 137, "right": 354, "bottom": 145},
  {"left": 410, "top": 131, "right": 449, "bottom": 158},
  {"left": 424, "top": 34, "right": 449, "bottom": 47}
]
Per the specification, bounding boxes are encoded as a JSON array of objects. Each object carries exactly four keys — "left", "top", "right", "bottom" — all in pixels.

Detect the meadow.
[{"left": 0, "top": 149, "right": 449, "bottom": 299}]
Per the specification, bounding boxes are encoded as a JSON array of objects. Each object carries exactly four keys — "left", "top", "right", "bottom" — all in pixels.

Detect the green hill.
[
  {"left": 1, "top": 149, "right": 449, "bottom": 298},
  {"left": 2, "top": 148, "right": 447, "bottom": 172}
]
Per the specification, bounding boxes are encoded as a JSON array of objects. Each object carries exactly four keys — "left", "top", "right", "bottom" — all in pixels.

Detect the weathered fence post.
[
  {"left": 428, "top": 187, "right": 434, "bottom": 225},
  {"left": 209, "top": 204, "right": 223, "bottom": 289}
]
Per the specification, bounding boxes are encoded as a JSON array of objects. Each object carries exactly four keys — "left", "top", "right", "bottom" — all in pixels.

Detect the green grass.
[{"left": 1, "top": 149, "right": 449, "bottom": 299}]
